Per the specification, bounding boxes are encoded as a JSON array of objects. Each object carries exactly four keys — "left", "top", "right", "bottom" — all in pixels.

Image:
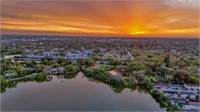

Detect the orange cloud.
[{"left": 1, "top": 0, "right": 199, "bottom": 37}]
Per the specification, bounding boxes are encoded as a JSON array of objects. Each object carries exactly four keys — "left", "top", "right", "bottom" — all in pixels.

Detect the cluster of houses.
[
  {"left": 155, "top": 83, "right": 200, "bottom": 111},
  {"left": 25, "top": 49, "right": 94, "bottom": 61},
  {"left": 45, "top": 67, "right": 64, "bottom": 75},
  {"left": 23, "top": 52, "right": 54, "bottom": 61},
  {"left": 9, "top": 49, "right": 94, "bottom": 61},
  {"left": 5, "top": 48, "right": 135, "bottom": 64},
  {"left": 65, "top": 49, "right": 93, "bottom": 60},
  {"left": 104, "top": 49, "right": 134, "bottom": 61}
]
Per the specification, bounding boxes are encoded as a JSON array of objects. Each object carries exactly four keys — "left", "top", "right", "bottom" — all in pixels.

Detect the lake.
[{"left": 1, "top": 72, "right": 165, "bottom": 111}]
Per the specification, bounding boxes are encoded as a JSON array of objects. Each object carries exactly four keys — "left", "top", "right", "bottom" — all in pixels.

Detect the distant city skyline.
[{"left": 1, "top": 0, "right": 200, "bottom": 38}]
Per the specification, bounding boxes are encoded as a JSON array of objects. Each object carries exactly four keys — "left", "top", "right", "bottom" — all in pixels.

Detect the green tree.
[
  {"left": 18, "top": 68, "right": 33, "bottom": 76},
  {"left": 1, "top": 64, "right": 10, "bottom": 74},
  {"left": 1, "top": 59, "right": 13, "bottom": 65},
  {"left": 122, "top": 77, "right": 138, "bottom": 87},
  {"left": 132, "top": 70, "right": 145, "bottom": 84},
  {"left": 128, "top": 61, "right": 145, "bottom": 72},
  {"left": 101, "top": 65, "right": 114, "bottom": 71},
  {"left": 25, "top": 61, "right": 35, "bottom": 67},
  {"left": 173, "top": 70, "right": 189, "bottom": 84},
  {"left": 164, "top": 54, "right": 170, "bottom": 67},
  {"left": 14, "top": 66, "right": 23, "bottom": 73},
  {"left": 109, "top": 58, "right": 120, "bottom": 65},
  {"left": 146, "top": 69, "right": 157, "bottom": 76},
  {"left": 41, "top": 59, "right": 50, "bottom": 65},
  {"left": 57, "top": 58, "right": 66, "bottom": 65},
  {"left": 0, "top": 75, "right": 8, "bottom": 93},
  {"left": 52, "top": 61, "right": 59, "bottom": 68},
  {"left": 35, "top": 64, "right": 46, "bottom": 73},
  {"left": 34, "top": 72, "right": 47, "bottom": 82},
  {"left": 64, "top": 65, "right": 77, "bottom": 75},
  {"left": 85, "top": 58, "right": 95, "bottom": 66},
  {"left": 150, "top": 63, "right": 158, "bottom": 72},
  {"left": 157, "top": 67, "right": 168, "bottom": 76},
  {"left": 143, "top": 76, "right": 153, "bottom": 89},
  {"left": 189, "top": 76, "right": 200, "bottom": 84}
]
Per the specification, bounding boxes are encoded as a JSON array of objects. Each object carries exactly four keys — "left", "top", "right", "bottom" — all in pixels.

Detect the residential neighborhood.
[
  {"left": 155, "top": 83, "right": 200, "bottom": 111},
  {"left": 1, "top": 35, "right": 199, "bottom": 111}
]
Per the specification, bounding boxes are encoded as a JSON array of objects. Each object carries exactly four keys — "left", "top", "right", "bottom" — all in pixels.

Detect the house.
[
  {"left": 96, "top": 61, "right": 109, "bottom": 64},
  {"left": 168, "top": 84, "right": 182, "bottom": 90},
  {"left": 170, "top": 97, "right": 187, "bottom": 104},
  {"left": 164, "top": 92, "right": 179, "bottom": 97},
  {"left": 45, "top": 67, "right": 64, "bottom": 74},
  {"left": 65, "top": 49, "right": 93, "bottom": 60},
  {"left": 42, "top": 52, "right": 54, "bottom": 56},
  {"left": 26, "top": 54, "right": 44, "bottom": 60},
  {"left": 155, "top": 83, "right": 169, "bottom": 88},
  {"left": 184, "top": 84, "right": 200, "bottom": 90},
  {"left": 65, "top": 52, "right": 87, "bottom": 60},
  {"left": 156, "top": 83, "right": 199, "bottom": 111},
  {"left": 102, "top": 61, "right": 109, "bottom": 64},
  {"left": 182, "top": 105, "right": 200, "bottom": 111},
  {"left": 96, "top": 61, "right": 101, "bottom": 64},
  {"left": 162, "top": 89, "right": 179, "bottom": 94},
  {"left": 3, "top": 72, "right": 17, "bottom": 78},
  {"left": 188, "top": 98, "right": 199, "bottom": 103},
  {"left": 83, "top": 50, "right": 93, "bottom": 55},
  {"left": 189, "top": 101, "right": 200, "bottom": 106},
  {"left": 196, "top": 68, "right": 200, "bottom": 75}
]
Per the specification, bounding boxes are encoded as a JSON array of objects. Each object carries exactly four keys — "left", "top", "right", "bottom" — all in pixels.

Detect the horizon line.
[{"left": 1, "top": 34, "right": 199, "bottom": 39}]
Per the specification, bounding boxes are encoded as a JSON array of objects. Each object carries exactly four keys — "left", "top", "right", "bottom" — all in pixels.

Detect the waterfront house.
[
  {"left": 184, "top": 84, "right": 200, "bottom": 90},
  {"left": 162, "top": 89, "right": 179, "bottom": 94},
  {"left": 3, "top": 72, "right": 17, "bottom": 78},
  {"left": 155, "top": 83, "right": 169, "bottom": 88},
  {"left": 170, "top": 97, "right": 187, "bottom": 104},
  {"left": 182, "top": 105, "right": 200, "bottom": 111},
  {"left": 168, "top": 84, "right": 183, "bottom": 90}
]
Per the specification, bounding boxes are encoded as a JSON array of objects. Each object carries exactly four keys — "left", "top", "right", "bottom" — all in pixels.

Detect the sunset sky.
[{"left": 1, "top": 0, "right": 200, "bottom": 37}]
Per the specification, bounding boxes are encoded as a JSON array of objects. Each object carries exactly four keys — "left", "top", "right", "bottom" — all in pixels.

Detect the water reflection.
[
  {"left": 2, "top": 72, "right": 157, "bottom": 95},
  {"left": 1, "top": 72, "right": 164, "bottom": 111}
]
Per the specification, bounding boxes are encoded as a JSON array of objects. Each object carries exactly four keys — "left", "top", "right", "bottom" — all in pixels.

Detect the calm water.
[{"left": 1, "top": 72, "right": 164, "bottom": 111}]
